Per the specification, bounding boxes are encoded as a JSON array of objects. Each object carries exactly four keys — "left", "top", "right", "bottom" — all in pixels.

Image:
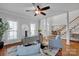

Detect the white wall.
[{"left": 52, "top": 13, "right": 67, "bottom": 25}]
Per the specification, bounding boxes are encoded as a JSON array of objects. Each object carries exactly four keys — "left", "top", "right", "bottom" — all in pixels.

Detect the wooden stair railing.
[
  {"left": 60, "top": 16, "right": 79, "bottom": 35},
  {"left": 70, "top": 23, "right": 79, "bottom": 31},
  {"left": 59, "top": 16, "right": 79, "bottom": 32}
]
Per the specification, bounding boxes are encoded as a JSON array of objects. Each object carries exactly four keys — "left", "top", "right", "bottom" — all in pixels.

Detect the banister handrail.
[
  {"left": 60, "top": 16, "right": 79, "bottom": 31},
  {"left": 62, "top": 24, "right": 79, "bottom": 35},
  {"left": 70, "top": 23, "right": 79, "bottom": 31},
  {"left": 61, "top": 16, "right": 79, "bottom": 35},
  {"left": 58, "top": 25, "right": 66, "bottom": 31},
  {"left": 52, "top": 16, "right": 79, "bottom": 35},
  {"left": 69, "top": 16, "right": 79, "bottom": 24}
]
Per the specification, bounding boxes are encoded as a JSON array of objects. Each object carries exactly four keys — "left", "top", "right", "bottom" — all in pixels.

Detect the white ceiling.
[{"left": 0, "top": 3, "right": 79, "bottom": 20}]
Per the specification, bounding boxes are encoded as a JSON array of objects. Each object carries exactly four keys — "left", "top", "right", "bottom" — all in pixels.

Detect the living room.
[{"left": 0, "top": 3, "right": 79, "bottom": 56}]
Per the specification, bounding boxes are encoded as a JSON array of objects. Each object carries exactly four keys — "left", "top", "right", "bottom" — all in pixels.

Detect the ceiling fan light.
[{"left": 35, "top": 11, "right": 40, "bottom": 14}]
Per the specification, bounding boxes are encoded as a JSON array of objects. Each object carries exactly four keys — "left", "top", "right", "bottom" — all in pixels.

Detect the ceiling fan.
[{"left": 25, "top": 3, "right": 50, "bottom": 16}]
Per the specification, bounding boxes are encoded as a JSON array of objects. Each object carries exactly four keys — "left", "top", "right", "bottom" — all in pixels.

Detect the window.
[
  {"left": 8, "top": 21, "right": 17, "bottom": 40},
  {"left": 30, "top": 24, "right": 36, "bottom": 36}
]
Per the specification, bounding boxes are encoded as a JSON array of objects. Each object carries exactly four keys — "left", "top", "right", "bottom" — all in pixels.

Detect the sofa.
[{"left": 49, "top": 35, "right": 63, "bottom": 49}]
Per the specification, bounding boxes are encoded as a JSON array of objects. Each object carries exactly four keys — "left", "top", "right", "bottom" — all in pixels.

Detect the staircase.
[{"left": 52, "top": 16, "right": 79, "bottom": 41}]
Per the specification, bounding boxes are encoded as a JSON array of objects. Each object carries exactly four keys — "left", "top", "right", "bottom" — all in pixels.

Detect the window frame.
[
  {"left": 30, "top": 23, "right": 36, "bottom": 36},
  {"left": 7, "top": 20, "right": 18, "bottom": 40}
]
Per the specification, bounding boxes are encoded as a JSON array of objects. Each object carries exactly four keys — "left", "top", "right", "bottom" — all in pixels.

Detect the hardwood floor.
[
  {"left": 62, "top": 39, "right": 79, "bottom": 56},
  {"left": 0, "top": 42, "right": 21, "bottom": 56},
  {"left": 0, "top": 39, "right": 79, "bottom": 56}
]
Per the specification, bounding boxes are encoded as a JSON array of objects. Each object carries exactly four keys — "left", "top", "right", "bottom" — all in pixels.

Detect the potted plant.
[
  {"left": 0, "top": 18, "right": 9, "bottom": 48},
  {"left": 38, "top": 29, "right": 41, "bottom": 33}
]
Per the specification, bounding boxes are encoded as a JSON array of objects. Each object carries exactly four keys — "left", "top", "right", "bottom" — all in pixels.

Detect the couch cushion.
[
  {"left": 49, "top": 35, "right": 62, "bottom": 48},
  {"left": 16, "top": 43, "right": 40, "bottom": 56}
]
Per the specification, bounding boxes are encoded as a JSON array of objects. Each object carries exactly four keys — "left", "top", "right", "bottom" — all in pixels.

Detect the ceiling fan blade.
[
  {"left": 32, "top": 3, "right": 37, "bottom": 9},
  {"left": 32, "top": 3, "right": 36, "bottom": 6},
  {"left": 34, "top": 13, "right": 37, "bottom": 16},
  {"left": 37, "top": 5, "right": 40, "bottom": 9},
  {"left": 41, "top": 6, "right": 50, "bottom": 11},
  {"left": 26, "top": 10, "right": 31, "bottom": 12},
  {"left": 40, "top": 12, "right": 46, "bottom": 16},
  {"left": 26, "top": 10, "right": 34, "bottom": 12}
]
